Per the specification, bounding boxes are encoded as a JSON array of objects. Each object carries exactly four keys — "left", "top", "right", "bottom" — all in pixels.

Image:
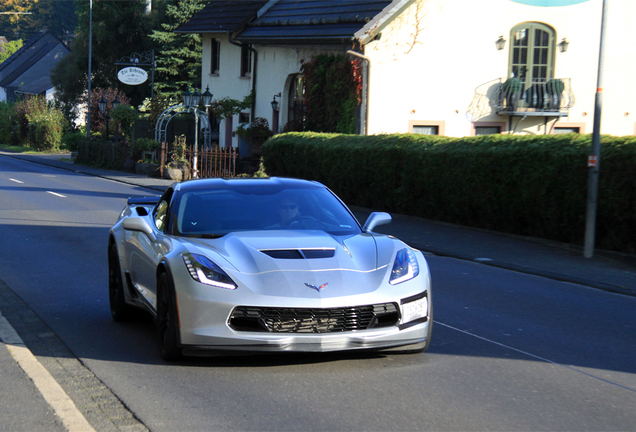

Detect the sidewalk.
[{"left": 3, "top": 150, "right": 635, "bottom": 297}]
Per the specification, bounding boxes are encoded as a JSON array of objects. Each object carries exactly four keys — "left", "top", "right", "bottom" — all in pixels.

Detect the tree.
[
  {"left": 0, "top": 0, "right": 36, "bottom": 40},
  {"left": 51, "top": 0, "right": 168, "bottom": 121},
  {"left": 0, "top": 38, "right": 22, "bottom": 64},
  {"left": 0, "top": 0, "right": 76, "bottom": 42},
  {"left": 150, "top": 0, "right": 208, "bottom": 99}
]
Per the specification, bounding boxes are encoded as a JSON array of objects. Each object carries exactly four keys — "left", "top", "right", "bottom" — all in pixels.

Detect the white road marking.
[
  {"left": 47, "top": 191, "right": 67, "bottom": 198},
  {"left": 0, "top": 312, "right": 96, "bottom": 432},
  {"left": 9, "top": 178, "right": 23, "bottom": 183}
]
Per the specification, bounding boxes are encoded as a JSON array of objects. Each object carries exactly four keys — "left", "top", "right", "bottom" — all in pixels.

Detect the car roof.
[{"left": 173, "top": 177, "right": 326, "bottom": 193}]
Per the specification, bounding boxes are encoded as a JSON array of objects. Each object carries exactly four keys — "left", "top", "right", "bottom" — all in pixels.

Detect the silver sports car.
[{"left": 108, "top": 177, "right": 432, "bottom": 360}]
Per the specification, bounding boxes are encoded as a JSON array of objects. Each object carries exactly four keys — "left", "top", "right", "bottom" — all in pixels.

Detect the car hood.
[{"left": 182, "top": 230, "right": 400, "bottom": 299}]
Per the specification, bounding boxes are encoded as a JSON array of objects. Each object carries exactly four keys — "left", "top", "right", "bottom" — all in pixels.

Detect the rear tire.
[
  {"left": 157, "top": 272, "right": 182, "bottom": 361},
  {"left": 108, "top": 244, "right": 133, "bottom": 322}
]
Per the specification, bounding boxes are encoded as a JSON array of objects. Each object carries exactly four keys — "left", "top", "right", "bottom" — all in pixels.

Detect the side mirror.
[
  {"left": 362, "top": 212, "right": 391, "bottom": 233},
  {"left": 122, "top": 216, "right": 157, "bottom": 242}
]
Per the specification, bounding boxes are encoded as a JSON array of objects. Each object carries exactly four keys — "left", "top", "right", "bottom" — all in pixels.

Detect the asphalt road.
[{"left": 1, "top": 155, "right": 635, "bottom": 431}]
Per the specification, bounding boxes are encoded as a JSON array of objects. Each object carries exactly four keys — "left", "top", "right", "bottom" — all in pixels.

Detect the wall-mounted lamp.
[
  {"left": 271, "top": 92, "right": 281, "bottom": 111},
  {"left": 495, "top": 35, "right": 506, "bottom": 51},
  {"left": 558, "top": 38, "right": 569, "bottom": 53}
]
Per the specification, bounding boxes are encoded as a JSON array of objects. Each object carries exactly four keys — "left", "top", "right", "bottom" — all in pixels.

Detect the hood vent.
[{"left": 261, "top": 249, "right": 335, "bottom": 259}]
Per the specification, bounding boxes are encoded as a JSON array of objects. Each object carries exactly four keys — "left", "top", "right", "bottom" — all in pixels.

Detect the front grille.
[{"left": 229, "top": 303, "right": 399, "bottom": 333}]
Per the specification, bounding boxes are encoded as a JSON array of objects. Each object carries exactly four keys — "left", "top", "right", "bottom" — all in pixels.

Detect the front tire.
[{"left": 157, "top": 272, "right": 182, "bottom": 361}]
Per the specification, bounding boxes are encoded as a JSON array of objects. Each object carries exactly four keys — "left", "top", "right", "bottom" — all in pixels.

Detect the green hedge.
[{"left": 262, "top": 132, "right": 636, "bottom": 254}]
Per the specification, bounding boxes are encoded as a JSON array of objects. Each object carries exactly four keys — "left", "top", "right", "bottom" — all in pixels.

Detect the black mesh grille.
[{"left": 229, "top": 303, "right": 399, "bottom": 333}]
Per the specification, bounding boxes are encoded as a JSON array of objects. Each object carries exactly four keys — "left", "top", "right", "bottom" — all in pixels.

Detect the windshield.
[{"left": 176, "top": 186, "right": 361, "bottom": 237}]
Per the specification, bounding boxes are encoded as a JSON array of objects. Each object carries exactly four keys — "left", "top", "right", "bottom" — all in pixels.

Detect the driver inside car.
[{"left": 267, "top": 196, "right": 301, "bottom": 228}]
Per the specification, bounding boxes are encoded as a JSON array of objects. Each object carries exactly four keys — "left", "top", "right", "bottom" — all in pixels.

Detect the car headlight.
[
  {"left": 182, "top": 253, "right": 237, "bottom": 290},
  {"left": 389, "top": 248, "right": 420, "bottom": 285}
]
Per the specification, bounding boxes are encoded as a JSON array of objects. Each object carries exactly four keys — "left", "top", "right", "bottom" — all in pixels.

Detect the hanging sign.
[{"left": 117, "top": 67, "right": 148, "bottom": 85}]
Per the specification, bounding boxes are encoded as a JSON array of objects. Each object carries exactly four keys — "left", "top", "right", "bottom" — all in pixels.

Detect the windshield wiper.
[{"left": 182, "top": 233, "right": 226, "bottom": 239}]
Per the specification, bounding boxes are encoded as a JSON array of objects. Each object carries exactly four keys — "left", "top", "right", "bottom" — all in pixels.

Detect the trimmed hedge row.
[{"left": 262, "top": 132, "right": 636, "bottom": 254}]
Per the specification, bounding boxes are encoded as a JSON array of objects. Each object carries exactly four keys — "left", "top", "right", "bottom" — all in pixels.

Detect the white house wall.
[
  {"left": 363, "top": 0, "right": 635, "bottom": 137},
  {"left": 202, "top": 33, "right": 253, "bottom": 148},
  {"left": 202, "top": 33, "right": 347, "bottom": 146}
]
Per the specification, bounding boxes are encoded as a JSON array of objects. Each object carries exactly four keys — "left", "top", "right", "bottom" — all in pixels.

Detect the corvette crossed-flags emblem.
[{"left": 305, "top": 282, "right": 328, "bottom": 292}]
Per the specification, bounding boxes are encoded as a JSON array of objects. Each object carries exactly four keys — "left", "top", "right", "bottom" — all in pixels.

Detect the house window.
[
  {"left": 553, "top": 127, "right": 579, "bottom": 134},
  {"left": 550, "top": 122, "right": 585, "bottom": 134},
  {"left": 413, "top": 126, "right": 439, "bottom": 135},
  {"left": 509, "top": 22, "right": 556, "bottom": 87},
  {"left": 210, "top": 38, "right": 220, "bottom": 75},
  {"left": 408, "top": 120, "right": 445, "bottom": 136},
  {"left": 240, "top": 45, "right": 252, "bottom": 78},
  {"left": 471, "top": 122, "right": 506, "bottom": 136},
  {"left": 238, "top": 112, "right": 250, "bottom": 124},
  {"left": 475, "top": 126, "right": 501, "bottom": 135}
]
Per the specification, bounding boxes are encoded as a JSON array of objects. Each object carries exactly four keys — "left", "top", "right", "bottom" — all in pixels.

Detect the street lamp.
[
  {"left": 201, "top": 86, "right": 213, "bottom": 108},
  {"left": 98, "top": 96, "right": 121, "bottom": 140},
  {"left": 98, "top": 95, "right": 110, "bottom": 138},
  {"left": 183, "top": 87, "right": 205, "bottom": 178}
]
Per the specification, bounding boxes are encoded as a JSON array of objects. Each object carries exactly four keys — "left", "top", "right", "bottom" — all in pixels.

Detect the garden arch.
[{"left": 155, "top": 104, "right": 211, "bottom": 149}]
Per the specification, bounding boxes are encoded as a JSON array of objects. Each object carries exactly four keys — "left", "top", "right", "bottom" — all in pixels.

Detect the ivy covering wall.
[{"left": 301, "top": 54, "right": 362, "bottom": 134}]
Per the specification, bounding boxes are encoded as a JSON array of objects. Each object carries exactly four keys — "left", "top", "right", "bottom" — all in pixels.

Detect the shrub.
[
  {"left": 110, "top": 105, "right": 139, "bottom": 139},
  {"left": 13, "top": 97, "right": 66, "bottom": 150},
  {"left": 88, "top": 87, "right": 131, "bottom": 135},
  {"left": 0, "top": 102, "right": 15, "bottom": 144},
  {"left": 62, "top": 131, "right": 86, "bottom": 152},
  {"left": 135, "top": 138, "right": 160, "bottom": 152}
]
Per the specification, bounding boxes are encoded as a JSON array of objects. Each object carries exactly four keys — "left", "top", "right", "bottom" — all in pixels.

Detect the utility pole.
[
  {"left": 87, "top": 0, "right": 93, "bottom": 140},
  {"left": 584, "top": 0, "right": 608, "bottom": 258}
]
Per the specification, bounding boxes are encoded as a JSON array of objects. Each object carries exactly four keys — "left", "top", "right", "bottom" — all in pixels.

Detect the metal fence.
[
  {"left": 185, "top": 146, "right": 238, "bottom": 179},
  {"left": 494, "top": 78, "right": 575, "bottom": 114}
]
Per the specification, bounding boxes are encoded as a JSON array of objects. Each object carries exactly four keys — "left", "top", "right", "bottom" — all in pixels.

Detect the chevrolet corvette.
[{"left": 108, "top": 177, "right": 432, "bottom": 360}]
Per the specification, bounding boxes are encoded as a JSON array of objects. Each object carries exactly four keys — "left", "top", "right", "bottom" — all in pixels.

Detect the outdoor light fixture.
[
  {"left": 271, "top": 92, "right": 281, "bottom": 111},
  {"left": 182, "top": 88, "right": 192, "bottom": 106},
  {"left": 98, "top": 95, "right": 115, "bottom": 138},
  {"left": 558, "top": 38, "right": 569, "bottom": 53},
  {"left": 98, "top": 95, "right": 107, "bottom": 114},
  {"left": 192, "top": 89, "right": 201, "bottom": 107},
  {"left": 201, "top": 85, "right": 213, "bottom": 107},
  {"left": 495, "top": 35, "right": 506, "bottom": 51},
  {"left": 113, "top": 97, "right": 120, "bottom": 110}
]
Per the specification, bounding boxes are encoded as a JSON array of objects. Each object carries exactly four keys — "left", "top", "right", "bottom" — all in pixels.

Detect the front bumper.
[
  {"left": 181, "top": 318, "right": 430, "bottom": 354},
  {"left": 171, "top": 253, "right": 432, "bottom": 354}
]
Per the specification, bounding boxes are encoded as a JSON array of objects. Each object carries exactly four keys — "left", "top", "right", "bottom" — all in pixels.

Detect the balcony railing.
[{"left": 494, "top": 78, "right": 575, "bottom": 116}]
